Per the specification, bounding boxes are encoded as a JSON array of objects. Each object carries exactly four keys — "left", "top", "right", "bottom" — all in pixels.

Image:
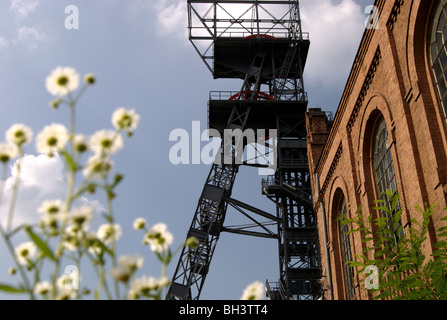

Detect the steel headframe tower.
[{"left": 168, "top": 0, "right": 321, "bottom": 300}]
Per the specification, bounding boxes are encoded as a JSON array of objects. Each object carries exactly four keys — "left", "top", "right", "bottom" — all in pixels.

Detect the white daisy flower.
[
  {"left": 40, "top": 214, "right": 59, "bottom": 230},
  {"left": 83, "top": 231, "right": 101, "bottom": 255},
  {"left": 34, "top": 281, "right": 52, "bottom": 296},
  {"left": 111, "top": 108, "right": 140, "bottom": 134},
  {"left": 127, "top": 289, "right": 139, "bottom": 300},
  {"left": 62, "top": 226, "right": 82, "bottom": 252},
  {"left": 70, "top": 205, "right": 93, "bottom": 227},
  {"left": 119, "top": 254, "right": 143, "bottom": 272},
  {"left": 73, "top": 134, "right": 88, "bottom": 153},
  {"left": 110, "top": 254, "right": 144, "bottom": 283},
  {"left": 143, "top": 223, "right": 174, "bottom": 253},
  {"left": 88, "top": 129, "right": 123, "bottom": 155},
  {"left": 0, "top": 142, "right": 18, "bottom": 163},
  {"left": 15, "top": 241, "right": 37, "bottom": 265},
  {"left": 133, "top": 217, "right": 147, "bottom": 230},
  {"left": 36, "top": 124, "right": 69, "bottom": 157},
  {"left": 97, "top": 223, "right": 122, "bottom": 245},
  {"left": 82, "top": 155, "right": 114, "bottom": 180},
  {"left": 240, "top": 281, "right": 265, "bottom": 300},
  {"left": 131, "top": 276, "right": 169, "bottom": 297},
  {"left": 38, "top": 199, "right": 65, "bottom": 215},
  {"left": 132, "top": 276, "right": 157, "bottom": 296},
  {"left": 55, "top": 274, "right": 78, "bottom": 300},
  {"left": 56, "top": 288, "right": 77, "bottom": 300},
  {"left": 38, "top": 199, "right": 66, "bottom": 229},
  {"left": 46, "top": 66, "right": 80, "bottom": 97},
  {"left": 6, "top": 124, "right": 33, "bottom": 147}
]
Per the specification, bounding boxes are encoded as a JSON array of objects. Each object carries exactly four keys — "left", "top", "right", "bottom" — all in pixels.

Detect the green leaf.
[
  {"left": 347, "top": 261, "right": 363, "bottom": 267},
  {"left": 0, "top": 283, "right": 26, "bottom": 294},
  {"left": 95, "top": 239, "right": 114, "bottom": 257},
  {"left": 61, "top": 150, "right": 76, "bottom": 172},
  {"left": 112, "top": 173, "right": 124, "bottom": 188},
  {"left": 374, "top": 205, "right": 390, "bottom": 213},
  {"left": 25, "top": 226, "right": 55, "bottom": 261}
]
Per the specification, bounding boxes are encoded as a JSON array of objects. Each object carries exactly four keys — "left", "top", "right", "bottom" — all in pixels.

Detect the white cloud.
[
  {"left": 0, "top": 154, "right": 105, "bottom": 229},
  {"left": 1, "top": 1, "right": 49, "bottom": 51},
  {"left": 0, "top": 37, "right": 9, "bottom": 49},
  {"left": 301, "top": 0, "right": 366, "bottom": 90},
  {"left": 13, "top": 25, "right": 49, "bottom": 49},
  {"left": 156, "top": 0, "right": 187, "bottom": 37},
  {"left": 0, "top": 154, "right": 65, "bottom": 228},
  {"left": 9, "top": 0, "right": 39, "bottom": 22},
  {"left": 130, "top": 0, "right": 187, "bottom": 39},
  {"left": 142, "top": 0, "right": 366, "bottom": 88}
]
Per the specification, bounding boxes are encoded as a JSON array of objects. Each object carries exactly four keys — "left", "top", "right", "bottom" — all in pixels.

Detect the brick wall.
[{"left": 307, "top": 0, "right": 447, "bottom": 300}]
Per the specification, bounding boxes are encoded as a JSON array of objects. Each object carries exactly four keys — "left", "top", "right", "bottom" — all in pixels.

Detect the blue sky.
[{"left": 0, "top": 0, "right": 373, "bottom": 300}]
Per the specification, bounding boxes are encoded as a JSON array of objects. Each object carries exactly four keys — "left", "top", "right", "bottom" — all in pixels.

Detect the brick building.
[{"left": 306, "top": 0, "right": 447, "bottom": 300}]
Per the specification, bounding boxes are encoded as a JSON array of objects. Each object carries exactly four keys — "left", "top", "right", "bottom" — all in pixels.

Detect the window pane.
[
  {"left": 431, "top": 3, "right": 447, "bottom": 119},
  {"left": 432, "top": 42, "right": 440, "bottom": 62},
  {"left": 439, "top": 76, "right": 447, "bottom": 97},
  {"left": 443, "top": 23, "right": 447, "bottom": 44},
  {"left": 440, "top": 11, "right": 447, "bottom": 35},
  {"left": 442, "top": 95, "right": 447, "bottom": 114},
  {"left": 338, "top": 198, "right": 355, "bottom": 300},
  {"left": 434, "top": 60, "right": 444, "bottom": 80},
  {"left": 373, "top": 116, "right": 402, "bottom": 243},
  {"left": 440, "top": 48, "right": 447, "bottom": 70}
]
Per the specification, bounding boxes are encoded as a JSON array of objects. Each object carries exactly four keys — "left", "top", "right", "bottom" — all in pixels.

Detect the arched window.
[
  {"left": 372, "top": 117, "right": 397, "bottom": 196},
  {"left": 430, "top": 0, "right": 447, "bottom": 117},
  {"left": 338, "top": 197, "right": 355, "bottom": 300},
  {"left": 372, "top": 116, "right": 402, "bottom": 240}
]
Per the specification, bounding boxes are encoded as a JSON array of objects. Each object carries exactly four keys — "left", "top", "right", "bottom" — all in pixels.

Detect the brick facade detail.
[{"left": 306, "top": 0, "right": 447, "bottom": 300}]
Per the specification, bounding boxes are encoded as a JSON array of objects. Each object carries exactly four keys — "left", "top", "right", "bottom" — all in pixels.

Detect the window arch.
[
  {"left": 338, "top": 196, "right": 355, "bottom": 300},
  {"left": 430, "top": 0, "right": 447, "bottom": 117}
]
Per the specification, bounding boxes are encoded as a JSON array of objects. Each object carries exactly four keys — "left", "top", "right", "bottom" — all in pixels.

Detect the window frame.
[
  {"left": 372, "top": 116, "right": 403, "bottom": 242},
  {"left": 338, "top": 196, "right": 356, "bottom": 300},
  {"left": 429, "top": 0, "right": 447, "bottom": 118}
]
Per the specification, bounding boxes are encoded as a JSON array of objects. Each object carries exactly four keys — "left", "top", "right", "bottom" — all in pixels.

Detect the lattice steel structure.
[{"left": 168, "top": 0, "right": 321, "bottom": 300}]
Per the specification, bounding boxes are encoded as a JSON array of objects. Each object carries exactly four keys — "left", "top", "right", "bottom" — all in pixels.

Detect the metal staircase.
[{"left": 168, "top": 0, "right": 321, "bottom": 300}]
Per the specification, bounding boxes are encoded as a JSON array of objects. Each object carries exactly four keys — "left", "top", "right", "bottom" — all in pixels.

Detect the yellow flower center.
[{"left": 57, "top": 76, "right": 69, "bottom": 86}]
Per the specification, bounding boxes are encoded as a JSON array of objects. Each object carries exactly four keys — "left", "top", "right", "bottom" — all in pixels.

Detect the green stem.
[
  {"left": 99, "top": 262, "right": 112, "bottom": 300},
  {"left": 159, "top": 251, "right": 170, "bottom": 300},
  {"left": 0, "top": 163, "right": 7, "bottom": 203},
  {"left": 5, "top": 149, "right": 23, "bottom": 234},
  {"left": 106, "top": 185, "right": 120, "bottom": 300},
  {"left": 70, "top": 106, "right": 75, "bottom": 150},
  {"left": 0, "top": 156, "right": 34, "bottom": 299},
  {"left": 51, "top": 94, "right": 78, "bottom": 299},
  {"left": 85, "top": 252, "right": 111, "bottom": 299},
  {"left": 51, "top": 168, "right": 76, "bottom": 299},
  {"left": 0, "top": 224, "right": 34, "bottom": 299},
  {"left": 74, "top": 83, "right": 89, "bottom": 104}
]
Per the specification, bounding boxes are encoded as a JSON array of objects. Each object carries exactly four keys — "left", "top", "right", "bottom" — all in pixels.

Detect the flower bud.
[
  {"left": 49, "top": 98, "right": 62, "bottom": 109},
  {"left": 186, "top": 236, "right": 199, "bottom": 249},
  {"left": 84, "top": 73, "right": 96, "bottom": 85}
]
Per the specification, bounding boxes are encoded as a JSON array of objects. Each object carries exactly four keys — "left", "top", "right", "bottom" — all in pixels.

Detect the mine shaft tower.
[{"left": 168, "top": 0, "right": 321, "bottom": 300}]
